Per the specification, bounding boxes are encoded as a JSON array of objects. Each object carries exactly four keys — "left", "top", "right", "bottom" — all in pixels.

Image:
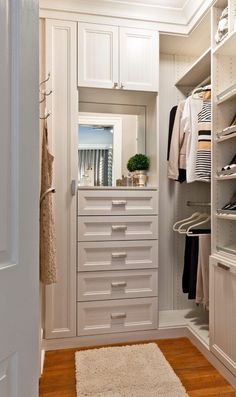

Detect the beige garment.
[
  {"left": 168, "top": 100, "right": 187, "bottom": 180},
  {"left": 196, "top": 234, "right": 211, "bottom": 310},
  {"left": 40, "top": 126, "right": 57, "bottom": 284}
]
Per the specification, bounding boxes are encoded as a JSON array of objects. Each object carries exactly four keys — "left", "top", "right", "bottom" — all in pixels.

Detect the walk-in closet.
[{"left": 38, "top": 0, "right": 236, "bottom": 390}]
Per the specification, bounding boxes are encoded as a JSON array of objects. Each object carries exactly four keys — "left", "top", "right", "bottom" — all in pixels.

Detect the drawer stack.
[{"left": 77, "top": 188, "right": 158, "bottom": 336}]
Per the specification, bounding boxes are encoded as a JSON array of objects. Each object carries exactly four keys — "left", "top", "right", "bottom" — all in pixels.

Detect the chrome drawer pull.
[
  {"left": 112, "top": 200, "right": 127, "bottom": 206},
  {"left": 111, "top": 281, "right": 127, "bottom": 288},
  {"left": 112, "top": 252, "right": 127, "bottom": 259},
  {"left": 217, "top": 262, "right": 230, "bottom": 271},
  {"left": 112, "top": 225, "right": 127, "bottom": 232},
  {"left": 111, "top": 312, "right": 127, "bottom": 320}
]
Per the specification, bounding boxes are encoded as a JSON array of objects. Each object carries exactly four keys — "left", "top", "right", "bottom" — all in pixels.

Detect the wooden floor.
[{"left": 39, "top": 337, "right": 236, "bottom": 397}]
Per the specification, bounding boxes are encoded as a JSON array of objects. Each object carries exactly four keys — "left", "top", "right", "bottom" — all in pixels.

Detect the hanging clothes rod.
[{"left": 187, "top": 201, "right": 211, "bottom": 207}]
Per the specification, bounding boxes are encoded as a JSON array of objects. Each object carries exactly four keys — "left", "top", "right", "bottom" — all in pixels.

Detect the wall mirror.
[{"left": 78, "top": 106, "right": 146, "bottom": 187}]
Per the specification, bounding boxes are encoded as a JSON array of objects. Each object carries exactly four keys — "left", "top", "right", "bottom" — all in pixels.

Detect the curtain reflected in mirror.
[{"left": 78, "top": 124, "right": 114, "bottom": 186}]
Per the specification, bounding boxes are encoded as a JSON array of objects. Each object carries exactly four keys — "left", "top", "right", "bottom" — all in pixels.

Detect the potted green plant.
[{"left": 127, "top": 153, "right": 150, "bottom": 186}]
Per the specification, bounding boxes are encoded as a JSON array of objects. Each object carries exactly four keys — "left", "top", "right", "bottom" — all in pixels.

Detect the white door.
[
  {"left": 120, "top": 27, "right": 159, "bottom": 92},
  {"left": 78, "top": 22, "right": 119, "bottom": 89},
  {"left": 0, "top": 1, "right": 39, "bottom": 397},
  {"left": 210, "top": 257, "right": 236, "bottom": 376}
]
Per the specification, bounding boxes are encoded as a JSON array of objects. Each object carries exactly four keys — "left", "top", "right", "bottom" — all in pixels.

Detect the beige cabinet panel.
[{"left": 210, "top": 256, "right": 236, "bottom": 376}]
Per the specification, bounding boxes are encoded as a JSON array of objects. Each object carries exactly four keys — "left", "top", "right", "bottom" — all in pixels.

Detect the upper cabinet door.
[
  {"left": 120, "top": 28, "right": 159, "bottom": 92},
  {"left": 78, "top": 23, "right": 119, "bottom": 89}
]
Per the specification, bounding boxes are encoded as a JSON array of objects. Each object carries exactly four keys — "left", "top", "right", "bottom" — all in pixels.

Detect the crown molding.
[{"left": 40, "top": 0, "right": 213, "bottom": 33}]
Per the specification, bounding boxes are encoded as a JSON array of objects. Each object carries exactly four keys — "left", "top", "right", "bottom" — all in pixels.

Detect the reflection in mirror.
[
  {"left": 78, "top": 124, "right": 114, "bottom": 186},
  {"left": 78, "top": 112, "right": 144, "bottom": 187}
]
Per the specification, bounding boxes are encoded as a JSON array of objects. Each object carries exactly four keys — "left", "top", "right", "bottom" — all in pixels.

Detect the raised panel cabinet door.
[
  {"left": 120, "top": 27, "right": 159, "bottom": 92},
  {"left": 45, "top": 19, "right": 78, "bottom": 339},
  {"left": 210, "top": 258, "right": 236, "bottom": 376},
  {"left": 78, "top": 22, "right": 119, "bottom": 88}
]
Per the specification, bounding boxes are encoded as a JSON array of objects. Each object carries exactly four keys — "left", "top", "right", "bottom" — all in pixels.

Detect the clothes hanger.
[
  {"left": 186, "top": 215, "right": 211, "bottom": 236},
  {"left": 178, "top": 213, "right": 209, "bottom": 234},
  {"left": 172, "top": 212, "right": 201, "bottom": 231}
]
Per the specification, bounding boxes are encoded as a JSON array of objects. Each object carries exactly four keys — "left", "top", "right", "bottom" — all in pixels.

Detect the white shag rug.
[{"left": 75, "top": 343, "right": 188, "bottom": 397}]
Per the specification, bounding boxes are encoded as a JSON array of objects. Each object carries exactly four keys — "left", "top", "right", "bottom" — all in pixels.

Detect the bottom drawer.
[{"left": 77, "top": 298, "right": 157, "bottom": 336}]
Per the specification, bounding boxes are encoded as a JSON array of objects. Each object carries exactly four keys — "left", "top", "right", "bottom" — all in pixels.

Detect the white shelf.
[
  {"left": 175, "top": 48, "right": 211, "bottom": 90},
  {"left": 215, "top": 174, "right": 236, "bottom": 180},
  {"left": 216, "top": 131, "right": 236, "bottom": 142},
  {"left": 159, "top": 309, "right": 209, "bottom": 347},
  {"left": 213, "top": 30, "right": 236, "bottom": 56},
  {"left": 217, "top": 83, "right": 236, "bottom": 104},
  {"left": 216, "top": 212, "right": 236, "bottom": 220}
]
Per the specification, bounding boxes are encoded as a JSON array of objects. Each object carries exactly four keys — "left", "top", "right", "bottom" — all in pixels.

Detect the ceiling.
[{"left": 106, "top": 0, "right": 187, "bottom": 8}]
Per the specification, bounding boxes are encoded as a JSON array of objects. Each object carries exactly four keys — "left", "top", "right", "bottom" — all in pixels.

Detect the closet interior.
[{"left": 39, "top": 0, "right": 236, "bottom": 386}]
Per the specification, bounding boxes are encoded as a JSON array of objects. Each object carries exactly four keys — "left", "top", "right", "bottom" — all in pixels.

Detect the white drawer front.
[
  {"left": 77, "top": 297, "right": 158, "bottom": 336},
  {"left": 77, "top": 269, "right": 158, "bottom": 301},
  {"left": 78, "top": 216, "right": 158, "bottom": 241},
  {"left": 78, "top": 190, "right": 158, "bottom": 216},
  {"left": 77, "top": 240, "right": 158, "bottom": 271}
]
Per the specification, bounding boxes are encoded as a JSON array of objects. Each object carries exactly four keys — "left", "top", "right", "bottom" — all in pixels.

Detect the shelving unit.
[
  {"left": 213, "top": 30, "right": 236, "bottom": 55},
  {"left": 175, "top": 47, "right": 211, "bottom": 94}
]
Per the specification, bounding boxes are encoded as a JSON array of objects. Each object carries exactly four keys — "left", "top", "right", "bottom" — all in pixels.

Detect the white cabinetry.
[
  {"left": 78, "top": 23, "right": 119, "bottom": 89},
  {"left": 78, "top": 23, "right": 158, "bottom": 91},
  {"left": 120, "top": 27, "right": 159, "bottom": 91},
  {"left": 210, "top": 256, "right": 236, "bottom": 376},
  {"left": 44, "top": 19, "right": 78, "bottom": 339},
  {"left": 77, "top": 188, "right": 158, "bottom": 337}
]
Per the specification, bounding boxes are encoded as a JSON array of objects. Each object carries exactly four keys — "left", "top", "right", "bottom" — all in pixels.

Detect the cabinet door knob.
[
  {"left": 111, "top": 281, "right": 127, "bottom": 288},
  {"left": 217, "top": 262, "right": 230, "bottom": 271},
  {"left": 112, "top": 225, "right": 127, "bottom": 232},
  {"left": 111, "top": 312, "right": 127, "bottom": 320}
]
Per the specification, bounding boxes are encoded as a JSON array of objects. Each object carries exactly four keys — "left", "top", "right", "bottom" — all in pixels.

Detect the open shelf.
[
  {"left": 216, "top": 131, "right": 236, "bottom": 142},
  {"left": 213, "top": 30, "right": 236, "bottom": 56},
  {"left": 217, "top": 244, "right": 236, "bottom": 258},
  {"left": 217, "top": 83, "right": 236, "bottom": 104},
  {"left": 215, "top": 174, "right": 236, "bottom": 180},
  {"left": 175, "top": 48, "right": 211, "bottom": 92},
  {"left": 216, "top": 212, "right": 236, "bottom": 220},
  {"left": 159, "top": 309, "right": 209, "bottom": 347}
]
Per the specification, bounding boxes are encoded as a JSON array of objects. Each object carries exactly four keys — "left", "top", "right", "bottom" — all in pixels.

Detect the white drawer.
[
  {"left": 78, "top": 216, "right": 158, "bottom": 241},
  {"left": 77, "top": 297, "right": 158, "bottom": 336},
  {"left": 78, "top": 189, "right": 158, "bottom": 216},
  {"left": 77, "top": 240, "right": 158, "bottom": 272},
  {"left": 77, "top": 269, "right": 158, "bottom": 301}
]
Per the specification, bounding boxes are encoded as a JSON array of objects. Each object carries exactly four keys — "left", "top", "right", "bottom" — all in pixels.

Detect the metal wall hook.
[
  {"left": 39, "top": 89, "right": 53, "bottom": 104},
  {"left": 40, "top": 111, "right": 51, "bottom": 120},
  {"left": 39, "top": 72, "right": 50, "bottom": 88}
]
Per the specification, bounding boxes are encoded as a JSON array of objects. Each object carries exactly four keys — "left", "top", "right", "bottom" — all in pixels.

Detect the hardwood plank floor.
[{"left": 39, "top": 337, "right": 236, "bottom": 397}]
